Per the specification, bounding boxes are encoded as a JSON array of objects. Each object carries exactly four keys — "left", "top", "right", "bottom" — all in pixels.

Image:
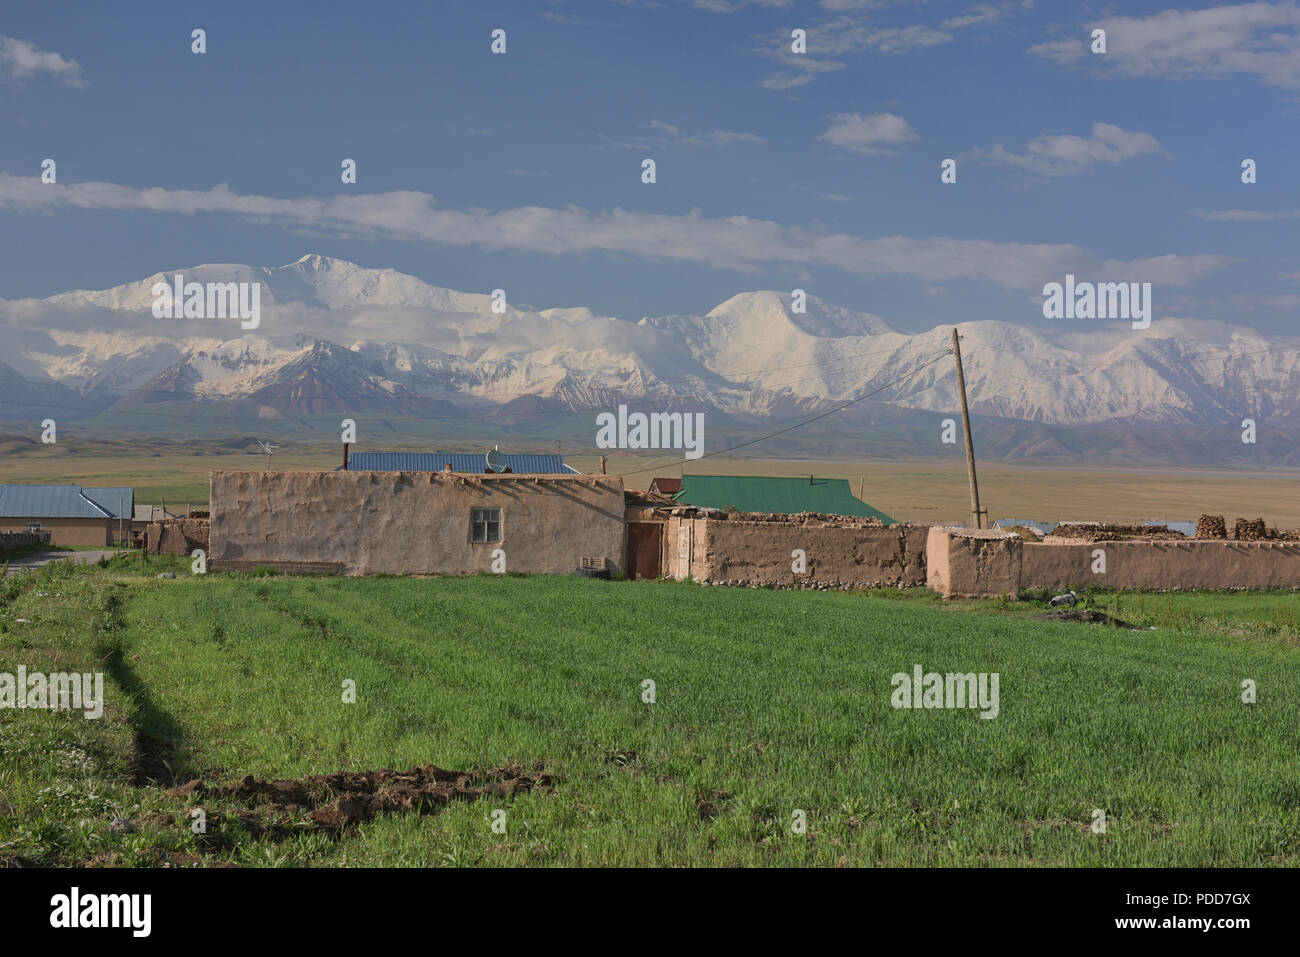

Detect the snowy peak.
[
  {"left": 707, "top": 290, "right": 892, "bottom": 338},
  {"left": 3, "top": 255, "right": 1298, "bottom": 428}
]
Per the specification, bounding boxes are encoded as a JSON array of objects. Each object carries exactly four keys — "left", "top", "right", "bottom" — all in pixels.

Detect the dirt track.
[{"left": 2, "top": 549, "right": 125, "bottom": 577}]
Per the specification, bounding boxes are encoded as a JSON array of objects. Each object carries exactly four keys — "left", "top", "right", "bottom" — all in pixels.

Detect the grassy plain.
[
  {"left": 3, "top": 435, "right": 1298, "bottom": 526},
  {"left": 1, "top": 560, "right": 1297, "bottom": 867}
]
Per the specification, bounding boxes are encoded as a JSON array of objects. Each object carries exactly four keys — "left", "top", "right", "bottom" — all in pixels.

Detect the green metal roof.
[{"left": 673, "top": 475, "right": 895, "bottom": 523}]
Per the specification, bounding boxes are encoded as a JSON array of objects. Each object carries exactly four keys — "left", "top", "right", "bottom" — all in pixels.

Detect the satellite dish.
[{"left": 485, "top": 448, "right": 508, "bottom": 473}]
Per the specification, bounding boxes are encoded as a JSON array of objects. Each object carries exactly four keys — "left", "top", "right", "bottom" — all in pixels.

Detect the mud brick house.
[
  {"left": 0, "top": 484, "right": 133, "bottom": 546},
  {"left": 132, "top": 504, "right": 177, "bottom": 545},
  {"left": 209, "top": 469, "right": 624, "bottom": 576}
]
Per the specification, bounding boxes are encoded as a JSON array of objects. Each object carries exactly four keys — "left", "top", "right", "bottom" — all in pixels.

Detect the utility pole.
[{"left": 951, "top": 327, "right": 984, "bottom": 529}]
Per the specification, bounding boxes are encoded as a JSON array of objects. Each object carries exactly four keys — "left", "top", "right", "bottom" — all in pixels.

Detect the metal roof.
[
  {"left": 672, "top": 475, "right": 895, "bottom": 523},
  {"left": 344, "top": 451, "right": 579, "bottom": 474},
  {"left": 0, "top": 484, "right": 133, "bottom": 519},
  {"left": 82, "top": 488, "right": 134, "bottom": 519}
]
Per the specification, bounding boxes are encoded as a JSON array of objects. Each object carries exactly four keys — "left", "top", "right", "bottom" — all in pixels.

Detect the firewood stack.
[
  {"left": 1196, "top": 514, "right": 1227, "bottom": 539},
  {"left": 1233, "top": 517, "right": 1269, "bottom": 541}
]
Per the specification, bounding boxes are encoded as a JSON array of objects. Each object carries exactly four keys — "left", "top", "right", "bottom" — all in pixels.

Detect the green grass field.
[{"left": 1, "top": 558, "right": 1297, "bottom": 867}]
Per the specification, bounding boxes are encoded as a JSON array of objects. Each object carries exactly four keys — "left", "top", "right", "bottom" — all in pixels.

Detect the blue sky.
[{"left": 1, "top": 0, "right": 1297, "bottom": 335}]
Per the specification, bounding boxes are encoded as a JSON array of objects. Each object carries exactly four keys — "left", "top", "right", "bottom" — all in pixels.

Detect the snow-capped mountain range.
[{"left": 0, "top": 253, "right": 1296, "bottom": 427}]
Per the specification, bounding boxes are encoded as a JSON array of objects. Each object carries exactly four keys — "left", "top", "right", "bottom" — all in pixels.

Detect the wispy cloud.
[
  {"left": 965, "top": 122, "right": 1171, "bottom": 177},
  {"left": 759, "top": 57, "right": 845, "bottom": 91},
  {"left": 756, "top": 3, "right": 1018, "bottom": 89},
  {"left": 0, "top": 35, "right": 84, "bottom": 86},
  {"left": 1029, "top": 1, "right": 1300, "bottom": 90},
  {"left": 0, "top": 173, "right": 1231, "bottom": 292},
  {"left": 820, "top": 112, "right": 918, "bottom": 155},
  {"left": 689, "top": 0, "right": 792, "bottom": 11},
  {"left": 1195, "top": 207, "right": 1300, "bottom": 221},
  {"left": 606, "top": 119, "right": 765, "bottom": 149}
]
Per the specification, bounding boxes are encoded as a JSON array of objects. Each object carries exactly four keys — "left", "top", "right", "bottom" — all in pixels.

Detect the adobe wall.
[
  {"left": 208, "top": 470, "right": 626, "bottom": 576},
  {"left": 926, "top": 527, "right": 1300, "bottom": 595},
  {"left": 146, "top": 519, "right": 210, "bottom": 556},
  {"left": 658, "top": 514, "right": 927, "bottom": 588},
  {"left": 1021, "top": 540, "right": 1300, "bottom": 592},
  {"left": 926, "top": 527, "right": 1022, "bottom": 598}
]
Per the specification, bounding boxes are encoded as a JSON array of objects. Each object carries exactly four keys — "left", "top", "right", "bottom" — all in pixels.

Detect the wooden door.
[{"left": 626, "top": 523, "right": 662, "bottom": 580}]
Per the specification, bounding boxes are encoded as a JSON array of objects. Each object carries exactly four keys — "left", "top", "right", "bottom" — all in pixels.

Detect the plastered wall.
[
  {"left": 1020, "top": 540, "right": 1300, "bottom": 592},
  {"left": 926, "top": 527, "right": 1022, "bottom": 598},
  {"left": 926, "top": 527, "right": 1300, "bottom": 596},
  {"left": 660, "top": 516, "right": 927, "bottom": 588},
  {"left": 209, "top": 470, "right": 626, "bottom": 576}
]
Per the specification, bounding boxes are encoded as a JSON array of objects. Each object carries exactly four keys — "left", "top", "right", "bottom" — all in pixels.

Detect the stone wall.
[{"left": 208, "top": 470, "right": 626, "bottom": 576}]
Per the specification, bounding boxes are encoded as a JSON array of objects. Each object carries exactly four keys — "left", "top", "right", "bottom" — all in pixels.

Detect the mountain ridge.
[{"left": 2, "top": 255, "right": 1297, "bottom": 433}]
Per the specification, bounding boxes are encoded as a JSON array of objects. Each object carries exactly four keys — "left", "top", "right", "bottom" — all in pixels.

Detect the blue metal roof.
[
  {"left": 82, "top": 487, "right": 135, "bottom": 519},
  {"left": 0, "top": 484, "right": 133, "bottom": 519},
  {"left": 344, "top": 451, "right": 578, "bottom": 474}
]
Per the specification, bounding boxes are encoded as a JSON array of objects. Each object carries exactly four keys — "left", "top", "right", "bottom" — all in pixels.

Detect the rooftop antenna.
[{"left": 256, "top": 440, "right": 279, "bottom": 470}]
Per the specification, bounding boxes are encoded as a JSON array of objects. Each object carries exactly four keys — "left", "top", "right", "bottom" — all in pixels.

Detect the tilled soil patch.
[{"left": 167, "top": 762, "right": 553, "bottom": 832}]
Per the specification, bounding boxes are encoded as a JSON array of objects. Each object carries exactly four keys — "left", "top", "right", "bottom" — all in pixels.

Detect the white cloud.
[
  {"left": 610, "top": 119, "right": 765, "bottom": 149},
  {"left": 1029, "top": 1, "right": 1300, "bottom": 89},
  {"left": 942, "top": 6, "right": 1007, "bottom": 30},
  {"left": 861, "top": 24, "right": 954, "bottom": 54},
  {"left": 966, "top": 122, "right": 1171, "bottom": 177},
  {"left": 820, "top": 112, "right": 918, "bottom": 154},
  {"left": 1196, "top": 208, "right": 1300, "bottom": 221},
  {"left": 818, "top": 0, "right": 888, "bottom": 9},
  {"left": 0, "top": 35, "right": 84, "bottom": 86},
  {"left": 757, "top": 4, "right": 1018, "bottom": 90},
  {"left": 758, "top": 56, "right": 846, "bottom": 90},
  {"left": 0, "top": 173, "right": 1231, "bottom": 292},
  {"left": 690, "top": 0, "right": 792, "bottom": 10}
]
